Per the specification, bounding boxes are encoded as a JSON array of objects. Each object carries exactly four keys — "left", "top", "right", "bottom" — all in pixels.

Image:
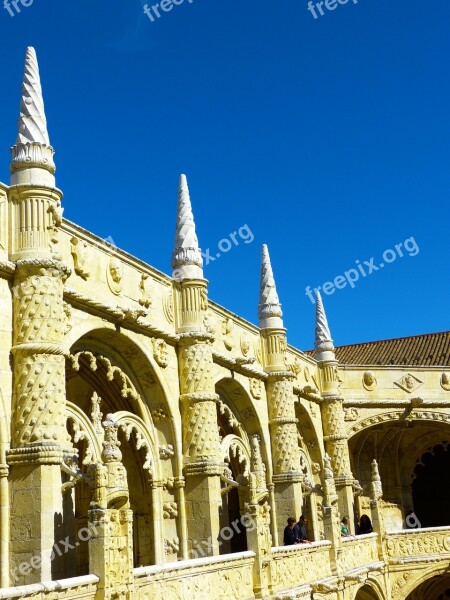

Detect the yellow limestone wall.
[{"left": 0, "top": 185, "right": 448, "bottom": 600}]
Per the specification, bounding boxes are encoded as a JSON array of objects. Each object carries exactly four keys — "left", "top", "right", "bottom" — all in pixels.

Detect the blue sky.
[{"left": 0, "top": 0, "right": 449, "bottom": 350}]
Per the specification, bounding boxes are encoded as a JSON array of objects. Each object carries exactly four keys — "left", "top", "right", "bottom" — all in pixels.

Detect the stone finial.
[
  {"left": 258, "top": 244, "right": 283, "bottom": 329},
  {"left": 10, "top": 47, "right": 56, "bottom": 184},
  {"left": 371, "top": 458, "right": 383, "bottom": 501},
  {"left": 171, "top": 174, "right": 203, "bottom": 280},
  {"left": 314, "top": 291, "right": 335, "bottom": 361}
]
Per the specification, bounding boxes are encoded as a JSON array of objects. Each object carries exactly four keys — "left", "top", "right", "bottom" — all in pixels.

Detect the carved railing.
[
  {"left": 134, "top": 551, "right": 255, "bottom": 600},
  {"left": 385, "top": 526, "right": 450, "bottom": 563},
  {"left": 340, "top": 533, "right": 379, "bottom": 572},
  {"left": 270, "top": 541, "right": 332, "bottom": 594},
  {"left": 0, "top": 575, "right": 98, "bottom": 599}
]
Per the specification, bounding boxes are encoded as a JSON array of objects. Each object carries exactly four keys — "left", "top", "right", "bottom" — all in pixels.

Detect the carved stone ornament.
[
  {"left": 152, "top": 338, "right": 168, "bottom": 368},
  {"left": 240, "top": 333, "right": 251, "bottom": 356},
  {"left": 344, "top": 407, "right": 359, "bottom": 421},
  {"left": 163, "top": 288, "right": 174, "bottom": 323},
  {"left": 222, "top": 317, "right": 235, "bottom": 350},
  {"left": 70, "top": 236, "right": 91, "bottom": 279},
  {"left": 394, "top": 373, "right": 423, "bottom": 394},
  {"left": 441, "top": 373, "right": 450, "bottom": 391},
  {"left": 363, "top": 371, "right": 377, "bottom": 391},
  {"left": 138, "top": 273, "right": 153, "bottom": 309},
  {"left": 106, "top": 257, "right": 123, "bottom": 295},
  {"left": 203, "top": 311, "right": 216, "bottom": 334},
  {"left": 250, "top": 378, "right": 262, "bottom": 400}
]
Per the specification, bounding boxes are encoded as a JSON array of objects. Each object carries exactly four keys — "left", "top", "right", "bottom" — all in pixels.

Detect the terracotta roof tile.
[{"left": 305, "top": 331, "right": 450, "bottom": 367}]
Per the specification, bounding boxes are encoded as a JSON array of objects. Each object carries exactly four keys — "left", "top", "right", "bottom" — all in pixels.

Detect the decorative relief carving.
[
  {"left": 90, "top": 391, "right": 104, "bottom": 438},
  {"left": 395, "top": 373, "right": 423, "bottom": 394},
  {"left": 240, "top": 407, "right": 256, "bottom": 422},
  {"left": 180, "top": 343, "right": 213, "bottom": 395},
  {"left": 63, "top": 301, "right": 72, "bottom": 334},
  {"left": 289, "top": 357, "right": 302, "bottom": 378},
  {"left": 254, "top": 340, "right": 263, "bottom": 365},
  {"left": 151, "top": 405, "right": 168, "bottom": 422},
  {"left": 240, "top": 333, "right": 251, "bottom": 356},
  {"left": 163, "top": 502, "right": 178, "bottom": 519},
  {"left": 203, "top": 311, "right": 216, "bottom": 334},
  {"left": 363, "top": 371, "right": 377, "bottom": 391},
  {"left": 163, "top": 288, "right": 174, "bottom": 324},
  {"left": 222, "top": 317, "right": 235, "bottom": 351},
  {"left": 159, "top": 444, "right": 175, "bottom": 460},
  {"left": 152, "top": 338, "right": 168, "bottom": 368},
  {"left": 250, "top": 378, "right": 263, "bottom": 400},
  {"left": 138, "top": 273, "right": 153, "bottom": 309},
  {"left": 441, "top": 373, "right": 450, "bottom": 391},
  {"left": 164, "top": 537, "right": 180, "bottom": 556},
  {"left": 344, "top": 407, "right": 359, "bottom": 421},
  {"left": 106, "top": 257, "right": 123, "bottom": 295},
  {"left": 70, "top": 236, "right": 91, "bottom": 279}
]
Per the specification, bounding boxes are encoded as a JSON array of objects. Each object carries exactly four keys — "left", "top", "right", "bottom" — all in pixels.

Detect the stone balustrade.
[
  {"left": 384, "top": 526, "right": 450, "bottom": 563},
  {"left": 0, "top": 575, "right": 99, "bottom": 600},
  {"left": 270, "top": 540, "right": 333, "bottom": 594},
  {"left": 134, "top": 551, "right": 256, "bottom": 600},
  {"left": 340, "top": 533, "right": 380, "bottom": 572}
]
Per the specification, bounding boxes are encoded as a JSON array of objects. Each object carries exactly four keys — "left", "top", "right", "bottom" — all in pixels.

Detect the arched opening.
[
  {"left": 412, "top": 442, "right": 450, "bottom": 527},
  {"left": 64, "top": 328, "right": 169, "bottom": 572},
  {"left": 349, "top": 418, "right": 450, "bottom": 530},
  {"left": 295, "top": 401, "right": 323, "bottom": 541},
  {"left": 406, "top": 574, "right": 450, "bottom": 600},
  {"left": 215, "top": 377, "right": 270, "bottom": 555},
  {"left": 354, "top": 584, "right": 382, "bottom": 600}
]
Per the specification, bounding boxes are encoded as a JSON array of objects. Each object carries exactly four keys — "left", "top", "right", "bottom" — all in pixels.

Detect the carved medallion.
[
  {"left": 441, "top": 373, "right": 450, "bottom": 391},
  {"left": 152, "top": 338, "right": 168, "bottom": 368},
  {"left": 395, "top": 373, "right": 423, "bottom": 394},
  {"left": 163, "top": 289, "right": 174, "bottom": 323},
  {"left": 106, "top": 257, "right": 123, "bottom": 295},
  {"left": 363, "top": 371, "right": 377, "bottom": 391},
  {"left": 249, "top": 378, "right": 262, "bottom": 400}
]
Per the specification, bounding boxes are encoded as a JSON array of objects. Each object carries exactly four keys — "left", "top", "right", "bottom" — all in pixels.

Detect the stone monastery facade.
[{"left": 0, "top": 47, "right": 449, "bottom": 600}]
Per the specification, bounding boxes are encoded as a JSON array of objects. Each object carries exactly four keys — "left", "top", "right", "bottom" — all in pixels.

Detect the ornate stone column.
[
  {"left": 6, "top": 47, "right": 71, "bottom": 584},
  {"left": 315, "top": 292, "right": 356, "bottom": 534},
  {"left": 172, "top": 175, "right": 223, "bottom": 556},
  {"left": 259, "top": 245, "right": 303, "bottom": 541},
  {"left": 88, "top": 415, "right": 134, "bottom": 600},
  {"left": 370, "top": 459, "right": 386, "bottom": 562},
  {"left": 322, "top": 454, "right": 342, "bottom": 574}
]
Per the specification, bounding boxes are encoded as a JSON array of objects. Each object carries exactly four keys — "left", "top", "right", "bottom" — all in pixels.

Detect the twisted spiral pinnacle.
[
  {"left": 315, "top": 291, "right": 333, "bottom": 345},
  {"left": 16, "top": 47, "right": 50, "bottom": 146},
  {"left": 258, "top": 244, "right": 282, "bottom": 320},
  {"left": 172, "top": 175, "right": 203, "bottom": 269}
]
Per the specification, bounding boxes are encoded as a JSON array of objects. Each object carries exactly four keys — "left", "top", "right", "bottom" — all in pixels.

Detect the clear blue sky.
[{"left": 1, "top": 0, "right": 449, "bottom": 350}]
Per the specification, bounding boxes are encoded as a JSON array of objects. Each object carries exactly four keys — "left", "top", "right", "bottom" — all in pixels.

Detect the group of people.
[
  {"left": 284, "top": 514, "right": 374, "bottom": 545},
  {"left": 283, "top": 515, "right": 311, "bottom": 545},
  {"left": 340, "top": 514, "right": 373, "bottom": 537}
]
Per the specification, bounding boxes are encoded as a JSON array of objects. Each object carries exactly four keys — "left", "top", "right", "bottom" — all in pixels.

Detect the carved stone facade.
[{"left": 0, "top": 47, "right": 449, "bottom": 600}]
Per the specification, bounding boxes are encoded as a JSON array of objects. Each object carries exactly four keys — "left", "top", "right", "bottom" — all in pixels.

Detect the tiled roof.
[{"left": 306, "top": 331, "right": 450, "bottom": 367}]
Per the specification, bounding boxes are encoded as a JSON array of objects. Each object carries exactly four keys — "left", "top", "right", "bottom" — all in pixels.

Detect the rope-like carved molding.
[
  {"left": 348, "top": 410, "right": 450, "bottom": 436},
  {"left": 114, "top": 410, "right": 159, "bottom": 480},
  {"left": 67, "top": 351, "right": 141, "bottom": 402},
  {"left": 0, "top": 259, "right": 16, "bottom": 277},
  {"left": 212, "top": 349, "right": 268, "bottom": 380},
  {"left": 64, "top": 286, "right": 179, "bottom": 343}
]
